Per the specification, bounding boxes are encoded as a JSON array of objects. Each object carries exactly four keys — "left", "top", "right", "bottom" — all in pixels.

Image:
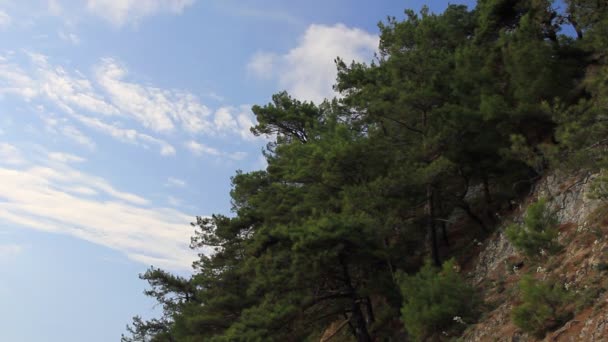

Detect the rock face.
[
  {"left": 470, "top": 229, "right": 516, "bottom": 286},
  {"left": 536, "top": 171, "right": 599, "bottom": 226},
  {"left": 462, "top": 171, "right": 608, "bottom": 342}
]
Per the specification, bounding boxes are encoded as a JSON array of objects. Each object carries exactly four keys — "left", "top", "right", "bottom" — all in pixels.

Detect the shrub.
[
  {"left": 512, "top": 275, "right": 573, "bottom": 338},
  {"left": 398, "top": 259, "right": 479, "bottom": 341},
  {"left": 589, "top": 171, "right": 608, "bottom": 201},
  {"left": 575, "top": 286, "right": 604, "bottom": 313},
  {"left": 506, "top": 198, "right": 560, "bottom": 257}
]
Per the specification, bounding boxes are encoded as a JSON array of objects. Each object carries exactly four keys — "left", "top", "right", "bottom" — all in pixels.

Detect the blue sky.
[{"left": 0, "top": 1, "right": 475, "bottom": 340}]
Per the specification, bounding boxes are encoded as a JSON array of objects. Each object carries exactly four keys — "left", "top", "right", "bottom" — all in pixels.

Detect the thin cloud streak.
[
  {"left": 0, "top": 52, "right": 259, "bottom": 157},
  {"left": 86, "top": 0, "right": 196, "bottom": 27},
  {"left": 0, "top": 144, "right": 198, "bottom": 270}
]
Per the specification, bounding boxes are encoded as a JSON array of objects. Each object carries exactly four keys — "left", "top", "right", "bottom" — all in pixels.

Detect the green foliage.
[
  {"left": 588, "top": 171, "right": 608, "bottom": 201},
  {"left": 512, "top": 276, "right": 573, "bottom": 338},
  {"left": 121, "top": 316, "right": 172, "bottom": 342},
  {"left": 575, "top": 285, "right": 604, "bottom": 313},
  {"left": 398, "top": 259, "right": 479, "bottom": 341},
  {"left": 506, "top": 198, "right": 560, "bottom": 257},
  {"left": 123, "top": 0, "right": 608, "bottom": 340}
]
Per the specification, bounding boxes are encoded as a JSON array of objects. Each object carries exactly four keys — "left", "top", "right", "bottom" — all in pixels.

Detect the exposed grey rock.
[
  {"left": 536, "top": 172, "right": 599, "bottom": 226},
  {"left": 465, "top": 170, "right": 608, "bottom": 341},
  {"left": 471, "top": 229, "right": 516, "bottom": 285}
]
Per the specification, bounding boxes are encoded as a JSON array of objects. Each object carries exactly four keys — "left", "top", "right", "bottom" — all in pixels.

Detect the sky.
[{"left": 0, "top": 1, "right": 476, "bottom": 340}]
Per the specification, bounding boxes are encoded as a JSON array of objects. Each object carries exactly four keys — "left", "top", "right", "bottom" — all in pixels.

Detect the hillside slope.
[{"left": 462, "top": 171, "right": 608, "bottom": 341}]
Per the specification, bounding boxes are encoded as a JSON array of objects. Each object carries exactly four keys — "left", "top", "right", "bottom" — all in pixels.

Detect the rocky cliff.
[{"left": 462, "top": 171, "right": 608, "bottom": 341}]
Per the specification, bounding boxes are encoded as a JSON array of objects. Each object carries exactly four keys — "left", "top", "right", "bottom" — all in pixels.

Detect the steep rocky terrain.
[{"left": 462, "top": 171, "right": 608, "bottom": 341}]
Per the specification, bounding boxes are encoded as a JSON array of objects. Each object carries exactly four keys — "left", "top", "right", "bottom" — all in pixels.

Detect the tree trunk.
[
  {"left": 441, "top": 220, "right": 449, "bottom": 247},
  {"left": 482, "top": 175, "right": 492, "bottom": 205},
  {"left": 438, "top": 196, "right": 450, "bottom": 247},
  {"left": 482, "top": 175, "right": 497, "bottom": 225},
  {"left": 383, "top": 238, "right": 396, "bottom": 283},
  {"left": 427, "top": 184, "right": 441, "bottom": 267},
  {"left": 350, "top": 301, "right": 372, "bottom": 342},
  {"left": 364, "top": 296, "right": 375, "bottom": 325},
  {"left": 457, "top": 201, "right": 489, "bottom": 232},
  {"left": 339, "top": 256, "right": 372, "bottom": 342}
]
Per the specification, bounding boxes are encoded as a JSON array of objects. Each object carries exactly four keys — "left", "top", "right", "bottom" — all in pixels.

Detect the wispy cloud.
[
  {"left": 40, "top": 113, "right": 97, "bottom": 150},
  {"left": 203, "top": 91, "right": 224, "bottom": 102},
  {"left": 70, "top": 113, "right": 176, "bottom": 156},
  {"left": 0, "top": 10, "right": 11, "bottom": 29},
  {"left": 48, "top": 152, "right": 86, "bottom": 163},
  {"left": 86, "top": 0, "right": 196, "bottom": 27},
  {"left": 58, "top": 30, "right": 80, "bottom": 45},
  {"left": 185, "top": 140, "right": 247, "bottom": 160},
  {"left": 94, "top": 58, "right": 212, "bottom": 134},
  {"left": 0, "top": 143, "right": 25, "bottom": 165},
  {"left": 213, "top": 105, "right": 257, "bottom": 140},
  {"left": 167, "top": 195, "right": 181, "bottom": 207},
  {"left": 0, "top": 52, "right": 258, "bottom": 156},
  {"left": 166, "top": 177, "right": 186, "bottom": 188},
  {"left": 185, "top": 140, "right": 220, "bottom": 156},
  {"left": 61, "top": 125, "right": 97, "bottom": 149},
  {"left": 247, "top": 52, "right": 276, "bottom": 79},
  {"left": 248, "top": 24, "right": 378, "bottom": 103},
  {"left": 14, "top": 0, "right": 195, "bottom": 30},
  {"left": 0, "top": 143, "right": 197, "bottom": 270},
  {"left": 47, "top": 0, "right": 63, "bottom": 16},
  {"left": 223, "top": 5, "right": 300, "bottom": 26},
  {"left": 0, "top": 52, "right": 117, "bottom": 115}
]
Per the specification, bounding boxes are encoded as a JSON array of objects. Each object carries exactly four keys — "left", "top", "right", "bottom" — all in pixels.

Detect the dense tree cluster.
[{"left": 123, "top": 1, "right": 608, "bottom": 341}]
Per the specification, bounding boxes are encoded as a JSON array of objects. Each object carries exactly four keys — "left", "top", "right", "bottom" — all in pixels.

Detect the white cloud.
[
  {"left": 65, "top": 186, "right": 98, "bottom": 196},
  {"left": 0, "top": 52, "right": 257, "bottom": 156},
  {"left": 166, "top": 177, "right": 186, "bottom": 188},
  {"left": 47, "top": 0, "right": 63, "bottom": 16},
  {"left": 229, "top": 6, "right": 299, "bottom": 25},
  {"left": 58, "top": 30, "right": 80, "bottom": 45},
  {"left": 40, "top": 114, "right": 96, "bottom": 149},
  {"left": 95, "top": 58, "right": 213, "bottom": 134},
  {"left": 0, "top": 58, "right": 38, "bottom": 100},
  {"left": 185, "top": 140, "right": 247, "bottom": 160},
  {"left": 247, "top": 52, "right": 277, "bottom": 79},
  {"left": 70, "top": 113, "right": 176, "bottom": 156},
  {"left": 35, "top": 165, "right": 149, "bottom": 205},
  {"left": 214, "top": 107, "right": 237, "bottom": 131},
  {"left": 0, "top": 146, "right": 197, "bottom": 270},
  {"left": 248, "top": 23, "right": 378, "bottom": 103},
  {"left": 236, "top": 110, "right": 256, "bottom": 140},
  {"left": 213, "top": 105, "right": 257, "bottom": 140},
  {"left": 160, "top": 144, "right": 176, "bottom": 156},
  {"left": 0, "top": 143, "right": 24, "bottom": 165},
  {"left": 61, "top": 125, "right": 96, "bottom": 149},
  {"left": 185, "top": 140, "right": 220, "bottom": 156},
  {"left": 0, "top": 10, "right": 11, "bottom": 29},
  {"left": 204, "top": 91, "right": 224, "bottom": 102},
  {"left": 48, "top": 152, "right": 86, "bottom": 163},
  {"left": 31, "top": 53, "right": 117, "bottom": 115},
  {"left": 86, "top": 0, "right": 195, "bottom": 27},
  {"left": 167, "top": 195, "right": 181, "bottom": 206},
  {"left": 0, "top": 52, "right": 117, "bottom": 116}
]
